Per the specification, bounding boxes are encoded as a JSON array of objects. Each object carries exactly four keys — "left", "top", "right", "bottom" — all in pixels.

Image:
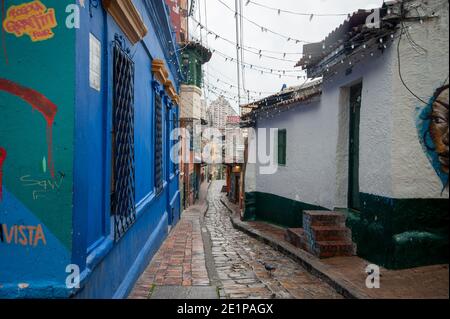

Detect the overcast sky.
[{"left": 189, "top": 0, "right": 383, "bottom": 113}]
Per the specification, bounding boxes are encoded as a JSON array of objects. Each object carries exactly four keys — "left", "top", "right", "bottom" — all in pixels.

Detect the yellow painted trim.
[
  {"left": 152, "top": 59, "right": 168, "bottom": 84},
  {"left": 102, "top": 0, "right": 148, "bottom": 44},
  {"left": 152, "top": 59, "right": 179, "bottom": 104}
]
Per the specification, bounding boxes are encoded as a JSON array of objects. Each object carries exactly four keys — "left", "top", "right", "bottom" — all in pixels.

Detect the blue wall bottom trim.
[
  {"left": 0, "top": 282, "right": 72, "bottom": 299},
  {"left": 113, "top": 212, "right": 168, "bottom": 299},
  {"left": 74, "top": 211, "right": 168, "bottom": 299}
]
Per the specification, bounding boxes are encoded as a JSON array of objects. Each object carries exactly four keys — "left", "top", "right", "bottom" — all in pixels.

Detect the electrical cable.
[
  {"left": 397, "top": 6, "right": 429, "bottom": 105},
  {"left": 245, "top": 0, "right": 349, "bottom": 17},
  {"left": 215, "top": 0, "right": 311, "bottom": 44},
  {"left": 191, "top": 18, "right": 301, "bottom": 62}
]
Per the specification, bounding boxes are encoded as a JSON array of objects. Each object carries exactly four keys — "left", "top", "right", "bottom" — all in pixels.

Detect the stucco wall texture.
[
  {"left": 247, "top": 0, "right": 448, "bottom": 210},
  {"left": 392, "top": 0, "right": 449, "bottom": 198},
  {"left": 180, "top": 85, "right": 202, "bottom": 119}
]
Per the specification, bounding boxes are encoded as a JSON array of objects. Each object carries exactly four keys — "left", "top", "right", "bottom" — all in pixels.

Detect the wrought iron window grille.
[
  {"left": 111, "top": 39, "right": 136, "bottom": 241},
  {"left": 154, "top": 88, "right": 164, "bottom": 196}
]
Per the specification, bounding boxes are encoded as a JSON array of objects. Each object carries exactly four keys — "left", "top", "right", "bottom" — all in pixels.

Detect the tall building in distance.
[{"left": 208, "top": 95, "right": 237, "bottom": 130}]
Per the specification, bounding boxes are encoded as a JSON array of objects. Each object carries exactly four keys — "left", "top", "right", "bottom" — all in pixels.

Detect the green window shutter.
[{"left": 278, "top": 129, "right": 286, "bottom": 165}]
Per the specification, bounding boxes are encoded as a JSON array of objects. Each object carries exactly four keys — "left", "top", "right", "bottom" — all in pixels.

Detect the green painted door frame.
[{"left": 348, "top": 83, "right": 362, "bottom": 211}]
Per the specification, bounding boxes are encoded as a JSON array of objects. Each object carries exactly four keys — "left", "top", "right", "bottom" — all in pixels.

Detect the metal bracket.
[
  {"left": 89, "top": 0, "right": 99, "bottom": 18},
  {"left": 114, "top": 34, "right": 132, "bottom": 55}
]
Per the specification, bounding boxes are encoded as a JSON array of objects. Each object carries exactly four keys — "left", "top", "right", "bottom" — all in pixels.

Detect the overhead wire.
[
  {"left": 191, "top": 18, "right": 301, "bottom": 62},
  {"left": 245, "top": 0, "right": 349, "bottom": 17},
  {"left": 215, "top": 0, "right": 311, "bottom": 44}
]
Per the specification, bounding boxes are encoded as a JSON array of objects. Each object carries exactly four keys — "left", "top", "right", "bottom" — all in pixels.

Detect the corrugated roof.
[
  {"left": 296, "top": 1, "right": 401, "bottom": 77},
  {"left": 241, "top": 79, "right": 322, "bottom": 122}
]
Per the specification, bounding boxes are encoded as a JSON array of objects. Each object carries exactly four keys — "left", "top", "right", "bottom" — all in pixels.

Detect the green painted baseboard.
[
  {"left": 245, "top": 191, "right": 449, "bottom": 269},
  {"left": 345, "top": 193, "right": 449, "bottom": 269},
  {"left": 243, "top": 192, "right": 327, "bottom": 228}
]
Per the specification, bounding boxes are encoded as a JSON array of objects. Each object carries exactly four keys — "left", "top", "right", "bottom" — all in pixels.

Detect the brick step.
[
  {"left": 312, "top": 240, "right": 356, "bottom": 258},
  {"left": 303, "top": 211, "right": 346, "bottom": 227},
  {"left": 284, "top": 228, "right": 306, "bottom": 249},
  {"left": 309, "top": 225, "right": 352, "bottom": 242}
]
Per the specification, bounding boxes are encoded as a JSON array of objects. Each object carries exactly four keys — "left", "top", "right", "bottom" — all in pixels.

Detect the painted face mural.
[{"left": 416, "top": 84, "right": 449, "bottom": 189}]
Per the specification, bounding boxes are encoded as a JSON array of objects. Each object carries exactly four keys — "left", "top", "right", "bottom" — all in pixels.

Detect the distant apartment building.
[{"left": 208, "top": 96, "right": 237, "bottom": 130}]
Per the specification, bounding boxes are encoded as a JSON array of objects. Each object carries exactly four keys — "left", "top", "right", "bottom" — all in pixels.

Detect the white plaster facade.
[
  {"left": 245, "top": 0, "right": 449, "bottom": 209},
  {"left": 179, "top": 84, "right": 202, "bottom": 120}
]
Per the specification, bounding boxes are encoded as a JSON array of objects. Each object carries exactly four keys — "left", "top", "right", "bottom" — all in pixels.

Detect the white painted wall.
[
  {"left": 327, "top": 45, "right": 397, "bottom": 203},
  {"left": 250, "top": 49, "right": 397, "bottom": 209},
  {"left": 391, "top": 0, "right": 449, "bottom": 198},
  {"left": 244, "top": 134, "right": 257, "bottom": 193},
  {"left": 180, "top": 85, "right": 202, "bottom": 119},
  {"left": 253, "top": 98, "right": 339, "bottom": 209},
  {"left": 247, "top": 0, "right": 448, "bottom": 209}
]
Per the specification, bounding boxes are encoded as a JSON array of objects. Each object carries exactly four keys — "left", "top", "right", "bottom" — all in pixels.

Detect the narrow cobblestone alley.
[
  {"left": 129, "top": 181, "right": 342, "bottom": 299},
  {"left": 204, "top": 181, "right": 342, "bottom": 299}
]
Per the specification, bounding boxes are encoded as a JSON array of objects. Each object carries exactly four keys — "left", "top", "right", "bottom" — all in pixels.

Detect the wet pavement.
[
  {"left": 204, "top": 181, "right": 342, "bottom": 299},
  {"left": 129, "top": 180, "right": 342, "bottom": 299}
]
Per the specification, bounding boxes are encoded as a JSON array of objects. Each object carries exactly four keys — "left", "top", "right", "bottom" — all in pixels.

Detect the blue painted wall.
[
  {"left": 1, "top": 0, "right": 181, "bottom": 299},
  {"left": 73, "top": 0, "right": 181, "bottom": 299}
]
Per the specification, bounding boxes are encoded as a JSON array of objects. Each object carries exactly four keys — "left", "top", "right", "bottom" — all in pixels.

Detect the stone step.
[
  {"left": 284, "top": 228, "right": 306, "bottom": 249},
  {"left": 309, "top": 225, "right": 352, "bottom": 242},
  {"left": 312, "top": 240, "right": 356, "bottom": 258},
  {"left": 303, "top": 211, "right": 346, "bottom": 227}
]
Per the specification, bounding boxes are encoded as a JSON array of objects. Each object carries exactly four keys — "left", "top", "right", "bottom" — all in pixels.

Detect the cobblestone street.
[
  {"left": 130, "top": 181, "right": 342, "bottom": 299},
  {"left": 204, "top": 181, "right": 342, "bottom": 299}
]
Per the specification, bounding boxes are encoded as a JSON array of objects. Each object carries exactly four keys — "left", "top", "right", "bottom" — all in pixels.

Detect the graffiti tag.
[
  {"left": 20, "top": 173, "right": 64, "bottom": 200},
  {"left": 0, "top": 223, "right": 46, "bottom": 247},
  {"left": 2, "top": 0, "right": 57, "bottom": 42}
]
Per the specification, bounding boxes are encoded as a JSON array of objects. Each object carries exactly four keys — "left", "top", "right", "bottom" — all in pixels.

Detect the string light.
[
  {"left": 197, "top": 0, "right": 434, "bottom": 113},
  {"left": 205, "top": 83, "right": 263, "bottom": 104},
  {"left": 320, "top": 28, "right": 408, "bottom": 83},
  {"left": 206, "top": 72, "right": 279, "bottom": 95},
  {"left": 210, "top": 49, "right": 306, "bottom": 78},
  {"left": 191, "top": 19, "right": 303, "bottom": 62},
  {"left": 215, "top": 0, "right": 311, "bottom": 44},
  {"left": 244, "top": 0, "right": 349, "bottom": 17}
]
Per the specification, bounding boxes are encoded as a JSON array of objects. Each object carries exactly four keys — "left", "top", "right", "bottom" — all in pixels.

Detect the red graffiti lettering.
[
  {"left": 0, "top": 79, "right": 58, "bottom": 178},
  {"left": 0, "top": 147, "right": 6, "bottom": 201}
]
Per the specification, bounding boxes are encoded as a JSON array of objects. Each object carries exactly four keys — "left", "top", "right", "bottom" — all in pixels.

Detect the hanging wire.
[
  {"left": 205, "top": 82, "right": 265, "bottom": 101},
  {"left": 234, "top": 0, "right": 242, "bottom": 108},
  {"left": 245, "top": 0, "right": 349, "bottom": 17},
  {"left": 210, "top": 49, "right": 304, "bottom": 74},
  {"left": 187, "top": 36, "right": 306, "bottom": 77},
  {"left": 191, "top": 18, "right": 301, "bottom": 62},
  {"left": 239, "top": 0, "right": 247, "bottom": 106},
  {"left": 202, "top": 0, "right": 210, "bottom": 105},
  {"left": 397, "top": 4, "right": 429, "bottom": 105},
  {"left": 215, "top": 0, "right": 311, "bottom": 44},
  {"left": 206, "top": 72, "right": 278, "bottom": 95}
]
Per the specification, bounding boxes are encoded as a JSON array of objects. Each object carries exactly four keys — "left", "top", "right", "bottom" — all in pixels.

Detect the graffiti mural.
[
  {"left": 416, "top": 84, "right": 449, "bottom": 189},
  {"left": 0, "top": 0, "right": 74, "bottom": 295},
  {"left": 0, "top": 147, "right": 6, "bottom": 201},
  {"left": 0, "top": 223, "right": 46, "bottom": 246},
  {"left": 20, "top": 173, "right": 64, "bottom": 200},
  {"left": 2, "top": 0, "right": 57, "bottom": 42},
  {"left": 0, "top": 78, "right": 58, "bottom": 178}
]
